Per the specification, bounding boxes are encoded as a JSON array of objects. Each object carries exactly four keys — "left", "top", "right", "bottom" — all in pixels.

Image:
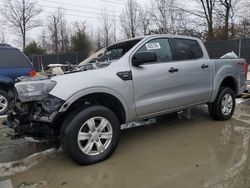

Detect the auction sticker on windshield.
[{"left": 146, "top": 43, "right": 161, "bottom": 50}]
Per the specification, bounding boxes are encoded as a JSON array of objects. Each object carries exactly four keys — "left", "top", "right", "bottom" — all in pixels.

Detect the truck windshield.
[
  {"left": 0, "top": 49, "right": 32, "bottom": 68},
  {"left": 79, "top": 38, "right": 142, "bottom": 66}
]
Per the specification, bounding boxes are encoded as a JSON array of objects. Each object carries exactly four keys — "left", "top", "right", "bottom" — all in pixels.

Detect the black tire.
[
  {"left": 208, "top": 104, "right": 218, "bottom": 120},
  {"left": 61, "top": 105, "right": 120, "bottom": 165},
  {"left": 0, "top": 90, "right": 9, "bottom": 116},
  {"left": 208, "top": 87, "right": 235, "bottom": 121}
]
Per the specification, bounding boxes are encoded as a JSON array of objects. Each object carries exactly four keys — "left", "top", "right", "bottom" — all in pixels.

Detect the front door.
[{"left": 131, "top": 38, "right": 182, "bottom": 117}]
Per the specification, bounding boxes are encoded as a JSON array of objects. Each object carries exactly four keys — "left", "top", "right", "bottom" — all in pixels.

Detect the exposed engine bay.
[
  {"left": 7, "top": 89, "right": 65, "bottom": 139},
  {"left": 6, "top": 61, "right": 111, "bottom": 139}
]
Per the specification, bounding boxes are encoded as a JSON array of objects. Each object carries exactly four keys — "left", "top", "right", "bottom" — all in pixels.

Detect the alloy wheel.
[
  {"left": 221, "top": 94, "right": 233, "bottom": 116},
  {"left": 77, "top": 117, "right": 113, "bottom": 156}
]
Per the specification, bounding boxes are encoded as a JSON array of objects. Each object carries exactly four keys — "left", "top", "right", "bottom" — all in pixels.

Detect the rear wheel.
[
  {"left": 61, "top": 105, "right": 120, "bottom": 165},
  {"left": 208, "top": 87, "right": 235, "bottom": 121},
  {"left": 0, "top": 90, "right": 9, "bottom": 116}
]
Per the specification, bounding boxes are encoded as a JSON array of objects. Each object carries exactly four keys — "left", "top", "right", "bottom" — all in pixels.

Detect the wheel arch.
[
  {"left": 211, "top": 75, "right": 238, "bottom": 102},
  {"left": 0, "top": 80, "right": 14, "bottom": 92},
  {"left": 58, "top": 89, "right": 129, "bottom": 125},
  {"left": 219, "top": 76, "right": 238, "bottom": 94}
]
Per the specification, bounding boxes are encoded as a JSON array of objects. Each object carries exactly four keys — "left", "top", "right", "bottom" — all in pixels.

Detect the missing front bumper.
[{"left": 6, "top": 95, "right": 65, "bottom": 139}]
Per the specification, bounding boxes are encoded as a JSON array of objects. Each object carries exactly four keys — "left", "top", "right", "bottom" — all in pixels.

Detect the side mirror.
[{"left": 132, "top": 51, "right": 157, "bottom": 67}]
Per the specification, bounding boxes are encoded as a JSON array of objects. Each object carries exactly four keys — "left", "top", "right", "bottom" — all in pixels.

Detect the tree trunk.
[
  {"left": 223, "top": 8, "right": 230, "bottom": 39},
  {"left": 22, "top": 33, "right": 26, "bottom": 50},
  {"left": 207, "top": 21, "right": 214, "bottom": 40}
]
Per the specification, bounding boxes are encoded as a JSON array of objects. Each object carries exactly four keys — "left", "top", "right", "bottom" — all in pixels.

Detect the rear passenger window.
[
  {"left": 0, "top": 49, "right": 31, "bottom": 68},
  {"left": 138, "top": 38, "right": 173, "bottom": 63},
  {"left": 173, "top": 38, "right": 203, "bottom": 60}
]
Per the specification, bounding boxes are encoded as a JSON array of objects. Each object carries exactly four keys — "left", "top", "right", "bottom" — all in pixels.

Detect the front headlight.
[{"left": 15, "top": 80, "right": 57, "bottom": 102}]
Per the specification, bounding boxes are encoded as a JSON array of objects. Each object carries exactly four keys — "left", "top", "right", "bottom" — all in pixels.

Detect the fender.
[
  {"left": 0, "top": 76, "right": 14, "bottom": 86},
  {"left": 58, "top": 87, "right": 132, "bottom": 122},
  {"left": 210, "top": 74, "right": 238, "bottom": 102},
  {"left": 209, "top": 62, "right": 240, "bottom": 103}
]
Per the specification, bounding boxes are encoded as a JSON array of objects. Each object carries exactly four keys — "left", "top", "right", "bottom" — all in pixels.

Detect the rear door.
[
  {"left": 0, "top": 49, "right": 33, "bottom": 79},
  {"left": 171, "top": 38, "right": 213, "bottom": 104}
]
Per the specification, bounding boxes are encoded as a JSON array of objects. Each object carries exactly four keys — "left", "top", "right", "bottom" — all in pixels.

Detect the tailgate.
[{"left": 237, "top": 59, "right": 247, "bottom": 90}]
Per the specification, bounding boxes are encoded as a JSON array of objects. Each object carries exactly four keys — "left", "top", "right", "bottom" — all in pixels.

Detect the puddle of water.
[{"left": 204, "top": 126, "right": 250, "bottom": 188}]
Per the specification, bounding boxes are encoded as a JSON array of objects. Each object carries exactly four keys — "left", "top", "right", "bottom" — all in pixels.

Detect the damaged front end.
[{"left": 7, "top": 77, "right": 65, "bottom": 139}]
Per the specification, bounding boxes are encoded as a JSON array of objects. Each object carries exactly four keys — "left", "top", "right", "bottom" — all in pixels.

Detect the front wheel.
[
  {"left": 208, "top": 87, "right": 235, "bottom": 121},
  {"left": 61, "top": 105, "right": 120, "bottom": 165}
]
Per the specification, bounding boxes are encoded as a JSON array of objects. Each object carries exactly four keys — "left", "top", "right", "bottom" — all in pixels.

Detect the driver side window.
[{"left": 138, "top": 38, "right": 173, "bottom": 63}]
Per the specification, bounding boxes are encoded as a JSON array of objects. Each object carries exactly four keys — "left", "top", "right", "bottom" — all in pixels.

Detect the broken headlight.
[{"left": 15, "top": 80, "right": 57, "bottom": 102}]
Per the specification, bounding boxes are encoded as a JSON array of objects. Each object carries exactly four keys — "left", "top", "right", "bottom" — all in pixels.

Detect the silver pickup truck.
[{"left": 7, "top": 35, "right": 248, "bottom": 165}]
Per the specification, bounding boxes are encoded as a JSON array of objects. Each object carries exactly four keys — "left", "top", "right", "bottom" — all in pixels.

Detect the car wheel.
[
  {"left": 208, "top": 87, "right": 235, "bottom": 121},
  {"left": 0, "top": 90, "right": 9, "bottom": 116},
  {"left": 61, "top": 105, "right": 120, "bottom": 165}
]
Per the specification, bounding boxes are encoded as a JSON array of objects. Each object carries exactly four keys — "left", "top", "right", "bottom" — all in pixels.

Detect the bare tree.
[
  {"left": 215, "top": 0, "right": 240, "bottom": 39},
  {"left": 0, "top": 30, "right": 7, "bottom": 44},
  {"left": 139, "top": 7, "right": 151, "bottom": 35},
  {"left": 150, "top": 0, "right": 179, "bottom": 34},
  {"left": 219, "top": 0, "right": 232, "bottom": 39},
  {"left": 100, "top": 9, "right": 113, "bottom": 46},
  {"left": 120, "top": 0, "right": 140, "bottom": 38},
  {"left": 47, "top": 11, "right": 60, "bottom": 53},
  {"left": 47, "top": 9, "right": 70, "bottom": 53},
  {"left": 59, "top": 15, "right": 70, "bottom": 53},
  {"left": 151, "top": 0, "right": 169, "bottom": 34},
  {"left": 94, "top": 28, "right": 103, "bottom": 50},
  {"left": 39, "top": 27, "right": 49, "bottom": 52},
  {"left": 112, "top": 15, "right": 117, "bottom": 43},
  {"left": 196, "top": 0, "right": 216, "bottom": 40},
  {"left": 237, "top": 18, "right": 250, "bottom": 38},
  {"left": 237, "top": 0, "right": 250, "bottom": 38},
  {"left": 0, "top": 0, "right": 41, "bottom": 49}
]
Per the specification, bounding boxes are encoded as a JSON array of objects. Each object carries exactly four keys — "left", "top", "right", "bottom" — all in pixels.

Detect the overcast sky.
[
  {"left": 0, "top": 0, "right": 158, "bottom": 48},
  {"left": 2, "top": 0, "right": 247, "bottom": 49}
]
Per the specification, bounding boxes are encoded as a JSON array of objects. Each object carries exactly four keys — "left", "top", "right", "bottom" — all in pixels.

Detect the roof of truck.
[
  {"left": 107, "top": 34, "right": 202, "bottom": 50},
  {"left": 117, "top": 34, "right": 201, "bottom": 43}
]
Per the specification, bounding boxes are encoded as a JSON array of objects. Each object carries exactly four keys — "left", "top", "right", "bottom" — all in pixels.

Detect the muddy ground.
[{"left": 0, "top": 99, "right": 250, "bottom": 188}]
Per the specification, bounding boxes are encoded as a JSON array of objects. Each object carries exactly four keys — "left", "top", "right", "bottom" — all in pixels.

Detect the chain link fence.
[
  {"left": 28, "top": 51, "right": 88, "bottom": 72},
  {"left": 204, "top": 38, "right": 250, "bottom": 63}
]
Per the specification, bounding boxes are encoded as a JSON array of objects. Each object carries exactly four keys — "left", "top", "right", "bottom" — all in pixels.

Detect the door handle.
[
  {"left": 201, "top": 64, "right": 209, "bottom": 69},
  {"left": 168, "top": 67, "right": 179, "bottom": 73}
]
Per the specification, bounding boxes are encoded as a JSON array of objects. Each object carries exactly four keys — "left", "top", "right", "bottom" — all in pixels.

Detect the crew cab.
[
  {"left": 7, "top": 35, "right": 248, "bottom": 165},
  {"left": 0, "top": 44, "right": 35, "bottom": 115}
]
